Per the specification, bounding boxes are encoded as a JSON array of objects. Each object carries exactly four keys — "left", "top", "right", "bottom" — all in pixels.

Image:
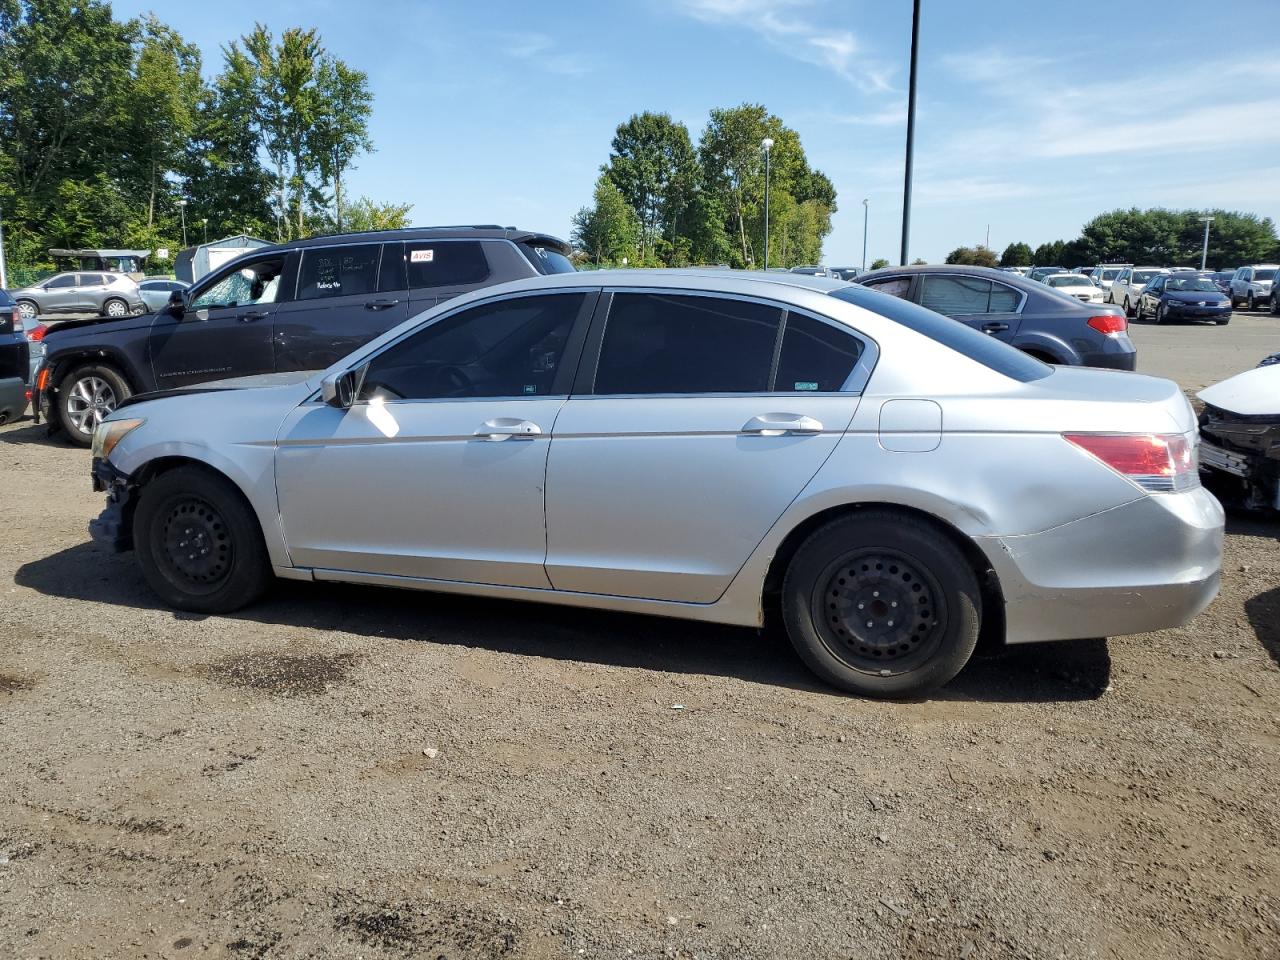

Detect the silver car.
[
  {"left": 137, "top": 278, "right": 190, "bottom": 313},
  {"left": 12, "top": 271, "right": 146, "bottom": 320},
  {"left": 86, "top": 271, "right": 1224, "bottom": 698}
]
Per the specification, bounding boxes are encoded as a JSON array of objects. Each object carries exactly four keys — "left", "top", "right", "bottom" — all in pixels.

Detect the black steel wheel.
[
  {"left": 782, "top": 511, "right": 982, "bottom": 698},
  {"left": 134, "top": 466, "right": 271, "bottom": 613}
]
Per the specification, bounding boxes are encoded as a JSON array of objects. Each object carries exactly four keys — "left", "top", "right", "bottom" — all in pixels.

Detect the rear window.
[
  {"left": 519, "top": 242, "right": 576, "bottom": 275},
  {"left": 831, "top": 284, "right": 1051, "bottom": 382}
]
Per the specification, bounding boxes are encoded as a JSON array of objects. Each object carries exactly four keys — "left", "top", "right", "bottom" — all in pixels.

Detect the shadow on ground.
[
  {"left": 0, "top": 421, "right": 52, "bottom": 446},
  {"left": 16, "top": 540, "right": 1111, "bottom": 705}
]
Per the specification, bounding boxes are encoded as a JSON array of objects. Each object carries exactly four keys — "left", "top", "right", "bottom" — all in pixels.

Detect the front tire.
[
  {"left": 102, "top": 297, "right": 129, "bottom": 318},
  {"left": 1122, "top": 296, "right": 1132, "bottom": 317},
  {"left": 133, "top": 466, "right": 271, "bottom": 613},
  {"left": 781, "top": 511, "right": 982, "bottom": 699},
  {"left": 56, "top": 363, "right": 131, "bottom": 447},
  {"left": 1155, "top": 302, "right": 1169, "bottom": 325}
]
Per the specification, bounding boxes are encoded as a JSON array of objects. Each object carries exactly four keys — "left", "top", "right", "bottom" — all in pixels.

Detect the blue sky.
[{"left": 114, "top": 0, "right": 1280, "bottom": 264}]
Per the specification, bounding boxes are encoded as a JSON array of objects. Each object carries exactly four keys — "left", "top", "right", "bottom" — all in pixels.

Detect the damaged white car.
[{"left": 1198, "top": 360, "right": 1280, "bottom": 511}]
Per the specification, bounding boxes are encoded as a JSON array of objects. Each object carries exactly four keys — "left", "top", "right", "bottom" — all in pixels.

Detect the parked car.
[
  {"left": 1043, "top": 273, "right": 1104, "bottom": 303},
  {"left": 1088, "top": 264, "right": 1127, "bottom": 293},
  {"left": 1198, "top": 362, "right": 1280, "bottom": 511},
  {"left": 1228, "top": 264, "right": 1276, "bottom": 311},
  {"left": 1259, "top": 352, "right": 1280, "bottom": 367},
  {"left": 1135, "top": 274, "right": 1232, "bottom": 325},
  {"left": 855, "top": 264, "right": 1135, "bottom": 368},
  {"left": 36, "top": 225, "right": 573, "bottom": 445},
  {"left": 87, "top": 269, "right": 1221, "bottom": 699},
  {"left": 10, "top": 271, "right": 146, "bottom": 321},
  {"left": 18, "top": 315, "right": 47, "bottom": 385},
  {"left": 1208, "top": 270, "right": 1235, "bottom": 296},
  {"left": 829, "top": 267, "right": 860, "bottom": 281},
  {"left": 1028, "top": 266, "right": 1065, "bottom": 283},
  {"left": 1107, "top": 266, "right": 1169, "bottom": 315},
  {"left": 137, "top": 278, "right": 190, "bottom": 313},
  {"left": 0, "top": 289, "right": 30, "bottom": 422},
  {"left": 790, "top": 265, "right": 834, "bottom": 277}
]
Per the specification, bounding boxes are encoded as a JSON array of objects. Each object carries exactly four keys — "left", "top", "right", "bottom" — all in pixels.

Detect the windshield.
[
  {"left": 1048, "top": 276, "right": 1089, "bottom": 287},
  {"left": 1166, "top": 277, "right": 1219, "bottom": 292},
  {"left": 1133, "top": 270, "right": 1162, "bottom": 284},
  {"left": 519, "top": 243, "right": 576, "bottom": 275},
  {"left": 1100, "top": 269, "right": 1121, "bottom": 280},
  {"left": 1255, "top": 269, "right": 1276, "bottom": 281}
]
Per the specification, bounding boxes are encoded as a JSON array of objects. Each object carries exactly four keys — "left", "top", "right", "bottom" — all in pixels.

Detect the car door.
[
  {"left": 543, "top": 290, "right": 869, "bottom": 603},
  {"left": 917, "top": 273, "right": 1023, "bottom": 344},
  {"left": 273, "top": 242, "right": 410, "bottom": 371},
  {"left": 148, "top": 252, "right": 289, "bottom": 389},
  {"left": 39, "top": 274, "right": 79, "bottom": 314},
  {"left": 1141, "top": 274, "right": 1165, "bottom": 314},
  {"left": 275, "top": 290, "right": 597, "bottom": 586}
]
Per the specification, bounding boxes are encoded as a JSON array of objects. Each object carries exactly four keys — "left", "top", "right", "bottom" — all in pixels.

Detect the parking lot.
[{"left": 1, "top": 316, "right": 1277, "bottom": 960}]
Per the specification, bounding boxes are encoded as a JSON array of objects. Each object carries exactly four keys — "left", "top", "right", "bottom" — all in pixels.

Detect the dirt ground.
[{"left": 1, "top": 316, "right": 1278, "bottom": 960}]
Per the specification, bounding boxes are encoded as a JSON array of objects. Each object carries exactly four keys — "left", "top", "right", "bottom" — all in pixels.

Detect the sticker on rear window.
[
  {"left": 794, "top": 381, "right": 819, "bottom": 391},
  {"left": 410, "top": 249, "right": 434, "bottom": 263}
]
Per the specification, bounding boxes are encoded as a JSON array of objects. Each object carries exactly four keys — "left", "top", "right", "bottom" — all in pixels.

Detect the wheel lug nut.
[
  {"left": 866, "top": 620, "right": 873, "bottom": 628},
  {"left": 888, "top": 620, "right": 895, "bottom": 627},
  {"left": 891, "top": 601, "right": 898, "bottom": 608},
  {"left": 873, "top": 590, "right": 880, "bottom": 597},
  {"left": 857, "top": 603, "right": 864, "bottom": 610}
]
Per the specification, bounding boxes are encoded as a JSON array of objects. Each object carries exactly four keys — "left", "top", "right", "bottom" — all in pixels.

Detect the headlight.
[{"left": 91, "top": 418, "right": 145, "bottom": 459}]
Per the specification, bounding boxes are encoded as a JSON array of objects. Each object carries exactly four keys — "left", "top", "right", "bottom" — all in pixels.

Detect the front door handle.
[
  {"left": 981, "top": 321, "right": 1009, "bottom": 334},
  {"left": 741, "top": 413, "right": 823, "bottom": 437},
  {"left": 239, "top": 310, "right": 270, "bottom": 322},
  {"left": 364, "top": 298, "right": 401, "bottom": 311},
  {"left": 473, "top": 418, "right": 542, "bottom": 441}
]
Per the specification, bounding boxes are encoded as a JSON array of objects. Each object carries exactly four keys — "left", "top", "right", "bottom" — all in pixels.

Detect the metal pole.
[
  {"left": 861, "top": 199, "right": 869, "bottom": 271},
  {"left": 899, "top": 0, "right": 921, "bottom": 266},
  {"left": 763, "top": 147, "right": 771, "bottom": 269},
  {"left": 179, "top": 204, "right": 187, "bottom": 248},
  {"left": 1199, "top": 217, "right": 1213, "bottom": 270},
  {"left": 0, "top": 206, "right": 8, "bottom": 290}
]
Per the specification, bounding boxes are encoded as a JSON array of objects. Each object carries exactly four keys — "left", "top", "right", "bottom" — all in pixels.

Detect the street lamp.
[
  {"left": 176, "top": 199, "right": 188, "bottom": 248},
  {"left": 1199, "top": 215, "right": 1215, "bottom": 270},
  {"left": 861, "top": 198, "right": 870, "bottom": 271},
  {"left": 900, "top": 0, "right": 921, "bottom": 265},
  {"left": 200, "top": 218, "right": 208, "bottom": 244},
  {"left": 761, "top": 137, "right": 774, "bottom": 269}
]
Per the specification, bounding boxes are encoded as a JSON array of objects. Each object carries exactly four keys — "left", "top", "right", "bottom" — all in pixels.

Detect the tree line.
[
  {"left": 0, "top": 0, "right": 410, "bottom": 275},
  {"left": 943, "top": 208, "right": 1280, "bottom": 270},
  {"left": 572, "top": 106, "right": 836, "bottom": 269}
]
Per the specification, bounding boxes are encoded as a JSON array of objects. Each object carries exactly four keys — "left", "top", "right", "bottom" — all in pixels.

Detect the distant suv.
[
  {"left": 1107, "top": 266, "right": 1168, "bottom": 316},
  {"left": 0, "top": 289, "right": 29, "bottom": 422},
  {"left": 11, "top": 271, "right": 145, "bottom": 321},
  {"left": 1228, "top": 264, "right": 1276, "bottom": 311},
  {"left": 37, "top": 226, "right": 573, "bottom": 445},
  {"left": 856, "top": 264, "right": 1135, "bottom": 369}
]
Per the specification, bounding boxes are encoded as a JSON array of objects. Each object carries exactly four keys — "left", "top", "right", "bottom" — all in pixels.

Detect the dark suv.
[
  {"left": 37, "top": 226, "right": 573, "bottom": 444},
  {"left": 855, "top": 264, "right": 1136, "bottom": 369},
  {"left": 1, "top": 289, "right": 29, "bottom": 422}
]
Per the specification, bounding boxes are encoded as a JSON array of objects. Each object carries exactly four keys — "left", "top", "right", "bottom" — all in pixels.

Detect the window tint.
[
  {"left": 775, "top": 312, "right": 863, "bottom": 392},
  {"left": 78, "top": 274, "right": 107, "bottom": 286},
  {"left": 296, "top": 244, "right": 380, "bottom": 301},
  {"left": 404, "top": 240, "right": 491, "bottom": 289},
  {"left": 359, "top": 293, "right": 586, "bottom": 401},
  {"left": 862, "top": 277, "right": 911, "bottom": 299},
  {"left": 378, "top": 243, "right": 407, "bottom": 292},
  {"left": 593, "top": 293, "right": 781, "bottom": 395},
  {"left": 1256, "top": 268, "right": 1276, "bottom": 281},
  {"left": 190, "top": 258, "right": 285, "bottom": 309},
  {"left": 46, "top": 275, "right": 76, "bottom": 289},
  {"left": 830, "top": 285, "right": 1051, "bottom": 383},
  {"left": 519, "top": 243, "right": 576, "bottom": 275},
  {"left": 989, "top": 282, "right": 1020, "bottom": 310},
  {"left": 920, "top": 275, "right": 1017, "bottom": 315}
]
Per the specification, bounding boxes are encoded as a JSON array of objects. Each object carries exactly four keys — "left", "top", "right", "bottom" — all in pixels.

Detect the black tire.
[
  {"left": 102, "top": 297, "right": 130, "bottom": 319},
  {"left": 1270, "top": 296, "right": 1278, "bottom": 316},
  {"left": 1216, "top": 318, "right": 1230, "bottom": 325},
  {"left": 1122, "top": 296, "right": 1132, "bottom": 317},
  {"left": 15, "top": 299, "right": 38, "bottom": 322},
  {"left": 133, "top": 465, "right": 271, "bottom": 613},
  {"left": 1155, "top": 302, "right": 1168, "bottom": 325},
  {"left": 1247, "top": 293, "right": 1256, "bottom": 312},
  {"left": 1134, "top": 298, "right": 1146, "bottom": 322},
  {"left": 781, "top": 511, "right": 982, "bottom": 699},
  {"left": 56, "top": 362, "right": 131, "bottom": 447}
]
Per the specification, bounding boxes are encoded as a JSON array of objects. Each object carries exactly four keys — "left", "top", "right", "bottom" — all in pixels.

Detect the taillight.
[
  {"left": 1064, "top": 433, "right": 1198, "bottom": 493},
  {"left": 1087, "top": 314, "right": 1127, "bottom": 336},
  {"left": 26, "top": 323, "right": 47, "bottom": 342}
]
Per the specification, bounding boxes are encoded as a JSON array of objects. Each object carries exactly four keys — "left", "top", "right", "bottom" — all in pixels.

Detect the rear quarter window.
[
  {"left": 832, "top": 284, "right": 1051, "bottom": 382},
  {"left": 403, "top": 240, "right": 492, "bottom": 289}
]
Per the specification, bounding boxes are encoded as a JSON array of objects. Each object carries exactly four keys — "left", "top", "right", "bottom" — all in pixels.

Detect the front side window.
[
  {"left": 592, "top": 293, "right": 781, "bottom": 395},
  {"left": 359, "top": 293, "right": 586, "bottom": 401},
  {"left": 1133, "top": 270, "right": 1162, "bottom": 284},
  {"left": 404, "top": 240, "right": 491, "bottom": 289},
  {"left": 297, "top": 244, "right": 380, "bottom": 301},
  {"left": 775, "top": 312, "right": 863, "bottom": 392},
  {"left": 189, "top": 258, "right": 285, "bottom": 310},
  {"left": 46, "top": 274, "right": 76, "bottom": 289}
]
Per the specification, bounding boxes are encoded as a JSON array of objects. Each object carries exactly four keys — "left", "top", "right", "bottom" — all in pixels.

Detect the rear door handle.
[
  {"left": 473, "top": 418, "right": 542, "bottom": 441},
  {"left": 239, "top": 310, "right": 270, "bottom": 322},
  {"left": 981, "top": 321, "right": 1009, "bottom": 334},
  {"left": 741, "top": 414, "right": 823, "bottom": 437},
  {"left": 364, "top": 298, "right": 401, "bottom": 311}
]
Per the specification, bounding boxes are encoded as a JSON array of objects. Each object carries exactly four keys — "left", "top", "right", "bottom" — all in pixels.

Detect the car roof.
[
  {"left": 271, "top": 225, "right": 570, "bottom": 254},
  {"left": 479, "top": 267, "right": 853, "bottom": 296}
]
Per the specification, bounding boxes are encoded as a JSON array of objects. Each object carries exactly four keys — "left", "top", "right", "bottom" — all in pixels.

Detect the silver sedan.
[{"left": 86, "top": 271, "right": 1224, "bottom": 698}]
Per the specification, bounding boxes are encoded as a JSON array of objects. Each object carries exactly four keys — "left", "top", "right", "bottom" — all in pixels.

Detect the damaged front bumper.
[
  {"left": 89, "top": 456, "right": 135, "bottom": 552},
  {"left": 1199, "top": 405, "right": 1280, "bottom": 511}
]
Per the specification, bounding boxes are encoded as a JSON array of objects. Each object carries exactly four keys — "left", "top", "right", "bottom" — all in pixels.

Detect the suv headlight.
[{"left": 91, "top": 417, "right": 145, "bottom": 460}]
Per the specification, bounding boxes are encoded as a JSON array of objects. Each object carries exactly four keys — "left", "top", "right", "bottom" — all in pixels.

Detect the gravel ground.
[{"left": 1, "top": 315, "right": 1278, "bottom": 960}]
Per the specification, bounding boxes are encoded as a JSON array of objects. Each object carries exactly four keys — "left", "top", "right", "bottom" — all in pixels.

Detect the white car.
[
  {"left": 1088, "top": 264, "right": 1127, "bottom": 292},
  {"left": 1198, "top": 362, "right": 1280, "bottom": 511},
  {"left": 1043, "top": 273, "right": 1104, "bottom": 304},
  {"left": 1108, "top": 267, "right": 1169, "bottom": 316},
  {"left": 1227, "top": 264, "right": 1276, "bottom": 311}
]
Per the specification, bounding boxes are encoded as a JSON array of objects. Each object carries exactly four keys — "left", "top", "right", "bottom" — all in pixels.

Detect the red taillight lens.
[
  {"left": 1064, "top": 433, "right": 1197, "bottom": 492},
  {"left": 1087, "top": 314, "right": 1127, "bottom": 335},
  {"left": 26, "top": 323, "right": 47, "bottom": 342}
]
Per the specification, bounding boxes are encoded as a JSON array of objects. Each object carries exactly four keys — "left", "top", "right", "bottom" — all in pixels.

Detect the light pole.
[
  {"left": 1199, "top": 215, "right": 1215, "bottom": 270},
  {"left": 900, "top": 0, "right": 921, "bottom": 265},
  {"left": 177, "top": 199, "right": 188, "bottom": 247},
  {"left": 761, "top": 138, "right": 774, "bottom": 269},
  {"left": 0, "top": 205, "right": 8, "bottom": 290},
  {"left": 861, "top": 198, "right": 869, "bottom": 271},
  {"left": 200, "top": 218, "right": 208, "bottom": 244}
]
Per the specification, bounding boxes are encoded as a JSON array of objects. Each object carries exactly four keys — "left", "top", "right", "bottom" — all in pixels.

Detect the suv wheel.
[
  {"left": 103, "top": 297, "right": 129, "bottom": 318},
  {"left": 1246, "top": 292, "right": 1257, "bottom": 311},
  {"left": 781, "top": 511, "right": 981, "bottom": 699},
  {"left": 1122, "top": 296, "right": 1132, "bottom": 317},
  {"left": 57, "top": 363, "right": 131, "bottom": 447},
  {"left": 15, "top": 300, "right": 38, "bottom": 321},
  {"left": 1270, "top": 296, "right": 1279, "bottom": 316},
  {"left": 133, "top": 466, "right": 271, "bottom": 613}
]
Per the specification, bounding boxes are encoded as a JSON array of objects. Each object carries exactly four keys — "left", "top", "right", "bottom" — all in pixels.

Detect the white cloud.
[{"left": 498, "top": 32, "right": 591, "bottom": 77}]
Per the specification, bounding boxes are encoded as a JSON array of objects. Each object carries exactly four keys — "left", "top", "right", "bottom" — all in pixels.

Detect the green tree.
[
  {"left": 309, "top": 56, "right": 373, "bottom": 231},
  {"left": 945, "top": 244, "right": 999, "bottom": 267},
  {"left": 870, "top": 257, "right": 889, "bottom": 269},
  {"left": 1000, "top": 242, "right": 1032, "bottom": 266},
  {"left": 604, "top": 112, "right": 697, "bottom": 264},
  {"left": 911, "top": 257, "right": 927, "bottom": 265},
  {"left": 1032, "top": 240, "right": 1067, "bottom": 265},
  {"left": 571, "top": 174, "right": 640, "bottom": 266},
  {"left": 338, "top": 196, "right": 412, "bottom": 232}
]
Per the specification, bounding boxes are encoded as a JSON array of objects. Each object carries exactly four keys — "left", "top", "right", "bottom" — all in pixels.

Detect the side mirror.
[
  {"left": 166, "top": 289, "right": 186, "bottom": 316},
  {"left": 321, "top": 363, "right": 369, "bottom": 409}
]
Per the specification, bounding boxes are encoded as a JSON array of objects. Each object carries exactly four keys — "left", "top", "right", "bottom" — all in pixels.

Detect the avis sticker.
[
  {"left": 795, "top": 381, "right": 819, "bottom": 391},
  {"left": 410, "top": 249, "right": 434, "bottom": 263}
]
